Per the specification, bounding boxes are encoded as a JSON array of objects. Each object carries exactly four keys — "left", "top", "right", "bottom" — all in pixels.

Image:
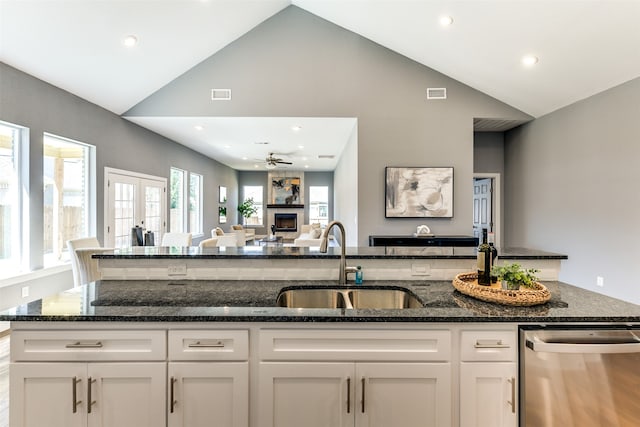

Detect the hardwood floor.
[{"left": 0, "top": 334, "right": 8, "bottom": 427}]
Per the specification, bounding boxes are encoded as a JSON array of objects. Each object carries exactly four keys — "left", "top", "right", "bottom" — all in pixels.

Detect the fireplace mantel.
[{"left": 267, "top": 204, "right": 304, "bottom": 209}]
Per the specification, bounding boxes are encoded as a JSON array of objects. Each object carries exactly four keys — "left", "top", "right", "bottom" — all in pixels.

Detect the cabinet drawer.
[
  {"left": 168, "top": 330, "right": 249, "bottom": 361},
  {"left": 260, "top": 329, "right": 451, "bottom": 361},
  {"left": 460, "top": 330, "right": 516, "bottom": 362},
  {"left": 11, "top": 330, "right": 166, "bottom": 361}
]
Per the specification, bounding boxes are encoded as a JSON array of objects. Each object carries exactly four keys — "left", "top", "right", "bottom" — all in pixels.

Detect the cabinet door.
[
  {"left": 258, "top": 362, "right": 355, "bottom": 427},
  {"left": 168, "top": 362, "right": 248, "bottom": 427},
  {"left": 460, "top": 363, "right": 517, "bottom": 427},
  {"left": 355, "top": 363, "right": 452, "bottom": 427},
  {"left": 10, "top": 363, "right": 86, "bottom": 427},
  {"left": 87, "top": 362, "right": 166, "bottom": 427}
]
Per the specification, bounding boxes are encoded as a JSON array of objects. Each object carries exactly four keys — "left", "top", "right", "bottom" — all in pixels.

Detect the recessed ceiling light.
[
  {"left": 123, "top": 35, "right": 138, "bottom": 47},
  {"left": 304, "top": 165, "right": 309, "bottom": 169},
  {"left": 194, "top": 125, "right": 204, "bottom": 131},
  {"left": 242, "top": 157, "right": 248, "bottom": 160},
  {"left": 439, "top": 15, "right": 453, "bottom": 26},
  {"left": 298, "top": 145, "right": 304, "bottom": 149},
  {"left": 224, "top": 144, "right": 231, "bottom": 149},
  {"left": 291, "top": 125, "right": 302, "bottom": 132},
  {"left": 302, "top": 157, "right": 308, "bottom": 161},
  {"left": 522, "top": 55, "right": 539, "bottom": 67},
  {"left": 254, "top": 164, "right": 259, "bottom": 169}
]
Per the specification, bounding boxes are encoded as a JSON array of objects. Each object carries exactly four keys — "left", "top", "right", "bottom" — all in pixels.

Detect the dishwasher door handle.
[{"left": 526, "top": 338, "right": 640, "bottom": 354}]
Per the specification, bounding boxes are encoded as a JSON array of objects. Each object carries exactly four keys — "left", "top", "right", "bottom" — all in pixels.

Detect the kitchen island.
[{"left": 3, "top": 247, "right": 639, "bottom": 427}]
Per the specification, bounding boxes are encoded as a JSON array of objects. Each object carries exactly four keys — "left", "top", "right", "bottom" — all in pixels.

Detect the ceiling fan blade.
[{"left": 276, "top": 160, "right": 293, "bottom": 165}]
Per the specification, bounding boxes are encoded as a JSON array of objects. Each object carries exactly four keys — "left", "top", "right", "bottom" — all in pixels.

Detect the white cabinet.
[
  {"left": 10, "top": 362, "right": 166, "bottom": 427},
  {"left": 459, "top": 329, "right": 517, "bottom": 427},
  {"left": 258, "top": 328, "right": 452, "bottom": 427},
  {"left": 168, "top": 330, "right": 249, "bottom": 427},
  {"left": 10, "top": 330, "right": 167, "bottom": 427},
  {"left": 259, "top": 362, "right": 451, "bottom": 427}
]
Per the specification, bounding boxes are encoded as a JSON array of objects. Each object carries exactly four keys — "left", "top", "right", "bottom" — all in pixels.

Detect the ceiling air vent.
[
  {"left": 211, "top": 89, "right": 232, "bottom": 101},
  {"left": 318, "top": 155, "right": 335, "bottom": 159},
  {"left": 426, "top": 88, "right": 447, "bottom": 100}
]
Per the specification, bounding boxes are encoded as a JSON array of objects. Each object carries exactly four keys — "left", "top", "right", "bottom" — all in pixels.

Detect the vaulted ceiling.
[{"left": 1, "top": 0, "right": 639, "bottom": 169}]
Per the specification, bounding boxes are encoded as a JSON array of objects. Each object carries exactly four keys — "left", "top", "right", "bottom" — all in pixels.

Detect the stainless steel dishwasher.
[{"left": 520, "top": 326, "right": 640, "bottom": 427}]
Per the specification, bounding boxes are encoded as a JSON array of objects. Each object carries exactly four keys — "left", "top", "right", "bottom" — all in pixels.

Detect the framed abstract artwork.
[{"left": 385, "top": 167, "right": 454, "bottom": 218}]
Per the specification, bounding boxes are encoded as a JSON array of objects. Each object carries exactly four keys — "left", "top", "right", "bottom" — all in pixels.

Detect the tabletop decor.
[{"left": 452, "top": 272, "right": 551, "bottom": 306}]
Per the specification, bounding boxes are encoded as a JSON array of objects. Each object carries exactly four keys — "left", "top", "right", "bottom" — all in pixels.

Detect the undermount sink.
[{"left": 276, "top": 286, "right": 424, "bottom": 309}]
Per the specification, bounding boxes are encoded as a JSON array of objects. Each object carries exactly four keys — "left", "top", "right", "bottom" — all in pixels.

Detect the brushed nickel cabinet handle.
[
  {"left": 72, "top": 377, "right": 82, "bottom": 413},
  {"left": 346, "top": 377, "right": 351, "bottom": 414},
  {"left": 187, "top": 341, "right": 225, "bottom": 348},
  {"left": 66, "top": 341, "right": 103, "bottom": 349},
  {"left": 87, "top": 377, "right": 96, "bottom": 414},
  {"left": 170, "top": 377, "right": 177, "bottom": 413},
  {"left": 474, "top": 339, "right": 510, "bottom": 349},
  {"left": 361, "top": 377, "right": 366, "bottom": 413},
  {"left": 507, "top": 377, "right": 516, "bottom": 414}
]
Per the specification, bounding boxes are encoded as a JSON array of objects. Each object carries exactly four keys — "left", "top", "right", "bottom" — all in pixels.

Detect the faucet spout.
[{"left": 320, "top": 220, "right": 354, "bottom": 284}]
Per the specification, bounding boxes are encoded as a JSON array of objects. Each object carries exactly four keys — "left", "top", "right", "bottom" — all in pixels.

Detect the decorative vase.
[{"left": 501, "top": 280, "right": 520, "bottom": 290}]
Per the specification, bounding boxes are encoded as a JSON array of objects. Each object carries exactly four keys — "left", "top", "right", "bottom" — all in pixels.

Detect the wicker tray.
[{"left": 452, "top": 272, "right": 551, "bottom": 306}]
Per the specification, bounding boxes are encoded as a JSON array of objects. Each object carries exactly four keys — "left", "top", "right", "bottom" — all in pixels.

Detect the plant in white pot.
[{"left": 491, "top": 263, "right": 539, "bottom": 290}]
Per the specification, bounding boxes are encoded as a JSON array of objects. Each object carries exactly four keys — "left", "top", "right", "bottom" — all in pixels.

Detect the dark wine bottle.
[
  {"left": 488, "top": 231, "right": 498, "bottom": 283},
  {"left": 477, "top": 229, "right": 491, "bottom": 285}
]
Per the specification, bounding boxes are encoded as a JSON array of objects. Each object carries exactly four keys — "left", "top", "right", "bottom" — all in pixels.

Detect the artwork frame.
[
  {"left": 218, "top": 205, "right": 227, "bottom": 224},
  {"left": 271, "top": 177, "right": 301, "bottom": 205},
  {"left": 385, "top": 167, "right": 454, "bottom": 218},
  {"left": 219, "top": 186, "right": 227, "bottom": 204}
]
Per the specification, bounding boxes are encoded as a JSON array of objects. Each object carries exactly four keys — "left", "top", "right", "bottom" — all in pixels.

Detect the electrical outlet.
[
  {"left": 168, "top": 264, "right": 187, "bottom": 276},
  {"left": 411, "top": 263, "right": 431, "bottom": 276},
  {"left": 596, "top": 276, "right": 604, "bottom": 287},
  {"left": 21, "top": 286, "right": 29, "bottom": 298}
]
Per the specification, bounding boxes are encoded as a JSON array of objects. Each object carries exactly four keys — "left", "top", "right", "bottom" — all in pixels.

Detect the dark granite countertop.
[
  {"left": 2, "top": 279, "right": 638, "bottom": 323},
  {"left": 93, "top": 246, "right": 567, "bottom": 260}
]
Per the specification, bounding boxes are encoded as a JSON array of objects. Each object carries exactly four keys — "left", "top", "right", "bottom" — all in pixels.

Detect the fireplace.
[{"left": 274, "top": 213, "right": 297, "bottom": 232}]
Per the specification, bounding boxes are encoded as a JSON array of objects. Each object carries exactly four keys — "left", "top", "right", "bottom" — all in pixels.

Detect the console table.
[{"left": 368, "top": 235, "right": 478, "bottom": 247}]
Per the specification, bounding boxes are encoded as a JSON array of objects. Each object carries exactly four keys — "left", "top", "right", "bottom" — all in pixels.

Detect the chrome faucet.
[{"left": 320, "top": 220, "right": 357, "bottom": 284}]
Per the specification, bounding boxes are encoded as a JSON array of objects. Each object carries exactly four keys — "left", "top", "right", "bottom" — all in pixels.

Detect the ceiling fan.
[{"left": 264, "top": 152, "right": 293, "bottom": 169}]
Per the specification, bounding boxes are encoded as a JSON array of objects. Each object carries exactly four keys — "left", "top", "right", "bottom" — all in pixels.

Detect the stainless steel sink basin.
[{"left": 276, "top": 286, "right": 423, "bottom": 309}]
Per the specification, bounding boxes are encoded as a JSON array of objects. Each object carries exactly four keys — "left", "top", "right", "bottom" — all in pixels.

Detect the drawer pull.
[
  {"left": 188, "top": 341, "right": 225, "bottom": 348},
  {"left": 474, "top": 339, "right": 510, "bottom": 349},
  {"left": 72, "top": 377, "right": 82, "bottom": 413},
  {"left": 66, "top": 341, "right": 103, "bottom": 349}
]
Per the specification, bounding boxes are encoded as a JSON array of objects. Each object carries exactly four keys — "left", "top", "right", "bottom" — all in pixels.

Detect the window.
[
  {"left": 0, "top": 121, "right": 25, "bottom": 275},
  {"left": 242, "top": 186, "right": 263, "bottom": 226},
  {"left": 309, "top": 186, "right": 329, "bottom": 226},
  {"left": 43, "top": 133, "right": 95, "bottom": 265},
  {"left": 170, "top": 167, "right": 186, "bottom": 232},
  {"left": 189, "top": 172, "right": 203, "bottom": 235}
]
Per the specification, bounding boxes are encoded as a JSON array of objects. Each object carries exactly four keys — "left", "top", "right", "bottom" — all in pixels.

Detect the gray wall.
[
  {"left": 0, "top": 62, "right": 237, "bottom": 266},
  {"left": 125, "top": 6, "right": 531, "bottom": 246},
  {"left": 505, "top": 77, "right": 640, "bottom": 305},
  {"left": 474, "top": 132, "right": 505, "bottom": 175},
  {"left": 334, "top": 125, "right": 358, "bottom": 246}
]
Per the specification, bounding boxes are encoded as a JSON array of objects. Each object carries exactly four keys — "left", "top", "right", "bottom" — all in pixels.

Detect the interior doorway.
[{"left": 472, "top": 173, "right": 501, "bottom": 247}]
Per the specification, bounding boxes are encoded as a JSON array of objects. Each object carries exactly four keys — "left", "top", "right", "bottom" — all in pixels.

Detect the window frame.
[
  {"left": 188, "top": 172, "right": 203, "bottom": 236},
  {"left": 242, "top": 185, "right": 264, "bottom": 226},
  {"left": 170, "top": 167, "right": 187, "bottom": 233},
  {"left": 308, "top": 185, "right": 330, "bottom": 227}
]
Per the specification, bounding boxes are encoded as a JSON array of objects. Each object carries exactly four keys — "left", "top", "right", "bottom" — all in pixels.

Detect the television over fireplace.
[{"left": 274, "top": 213, "right": 297, "bottom": 232}]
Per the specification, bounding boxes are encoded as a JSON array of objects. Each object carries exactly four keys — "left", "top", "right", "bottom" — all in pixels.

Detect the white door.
[
  {"left": 355, "top": 363, "right": 452, "bottom": 427},
  {"left": 86, "top": 362, "right": 166, "bottom": 427},
  {"left": 460, "top": 362, "right": 517, "bottom": 427},
  {"left": 258, "top": 362, "right": 355, "bottom": 427},
  {"left": 10, "top": 363, "right": 87, "bottom": 427},
  {"left": 472, "top": 178, "right": 493, "bottom": 239},
  {"left": 168, "top": 362, "right": 249, "bottom": 427},
  {"left": 104, "top": 168, "right": 167, "bottom": 248}
]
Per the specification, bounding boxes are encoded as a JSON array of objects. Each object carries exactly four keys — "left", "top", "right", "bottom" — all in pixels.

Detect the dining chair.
[
  {"left": 161, "top": 232, "right": 193, "bottom": 247},
  {"left": 67, "top": 237, "right": 112, "bottom": 287}
]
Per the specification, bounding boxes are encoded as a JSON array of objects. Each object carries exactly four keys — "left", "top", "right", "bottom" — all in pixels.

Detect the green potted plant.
[
  {"left": 237, "top": 197, "right": 257, "bottom": 223},
  {"left": 491, "top": 263, "right": 539, "bottom": 290}
]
